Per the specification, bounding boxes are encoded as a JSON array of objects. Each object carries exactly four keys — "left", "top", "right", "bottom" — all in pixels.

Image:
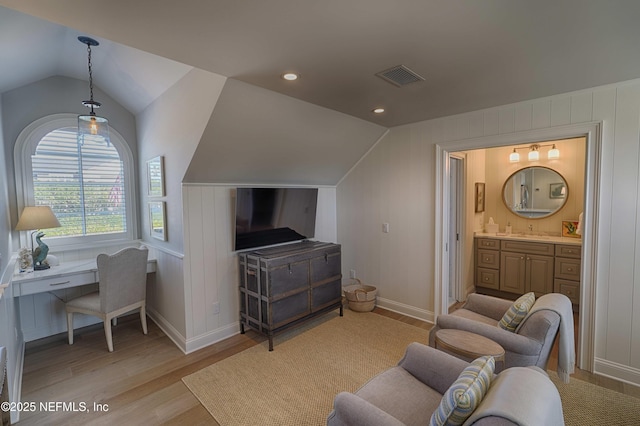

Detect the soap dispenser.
[{"left": 505, "top": 222, "right": 512, "bottom": 235}]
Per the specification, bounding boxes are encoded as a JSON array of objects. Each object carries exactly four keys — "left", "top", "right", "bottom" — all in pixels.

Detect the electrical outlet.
[
  {"left": 212, "top": 302, "right": 220, "bottom": 314},
  {"left": 349, "top": 269, "right": 356, "bottom": 279}
]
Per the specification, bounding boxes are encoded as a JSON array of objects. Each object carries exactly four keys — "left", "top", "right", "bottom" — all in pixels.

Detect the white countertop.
[{"left": 475, "top": 232, "right": 582, "bottom": 245}]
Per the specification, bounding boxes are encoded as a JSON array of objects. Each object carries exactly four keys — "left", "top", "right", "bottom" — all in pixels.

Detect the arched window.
[{"left": 15, "top": 114, "right": 137, "bottom": 249}]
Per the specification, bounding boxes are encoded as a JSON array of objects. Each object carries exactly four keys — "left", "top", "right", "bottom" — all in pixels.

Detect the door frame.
[
  {"left": 434, "top": 121, "right": 602, "bottom": 372},
  {"left": 448, "top": 154, "right": 466, "bottom": 303}
]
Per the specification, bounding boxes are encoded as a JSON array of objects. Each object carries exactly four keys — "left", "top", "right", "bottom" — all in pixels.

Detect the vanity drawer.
[
  {"left": 554, "top": 279, "right": 580, "bottom": 305},
  {"left": 476, "top": 238, "right": 499, "bottom": 250},
  {"left": 500, "top": 240, "right": 554, "bottom": 256},
  {"left": 555, "top": 244, "right": 581, "bottom": 259},
  {"left": 477, "top": 249, "right": 500, "bottom": 269},
  {"left": 555, "top": 258, "right": 581, "bottom": 281},
  {"left": 15, "top": 271, "right": 97, "bottom": 296},
  {"left": 476, "top": 268, "right": 499, "bottom": 290}
]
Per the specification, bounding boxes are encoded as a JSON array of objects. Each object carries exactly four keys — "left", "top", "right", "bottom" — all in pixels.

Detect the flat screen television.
[{"left": 234, "top": 187, "right": 318, "bottom": 251}]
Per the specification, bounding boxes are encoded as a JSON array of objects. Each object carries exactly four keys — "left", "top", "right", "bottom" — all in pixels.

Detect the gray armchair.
[
  {"left": 66, "top": 246, "right": 149, "bottom": 352},
  {"left": 327, "top": 342, "right": 564, "bottom": 426},
  {"left": 429, "top": 293, "right": 566, "bottom": 371}
]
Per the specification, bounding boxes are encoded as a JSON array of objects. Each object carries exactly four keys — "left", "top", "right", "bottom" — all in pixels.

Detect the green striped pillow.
[
  {"left": 429, "top": 356, "right": 495, "bottom": 426},
  {"left": 498, "top": 292, "right": 536, "bottom": 332}
]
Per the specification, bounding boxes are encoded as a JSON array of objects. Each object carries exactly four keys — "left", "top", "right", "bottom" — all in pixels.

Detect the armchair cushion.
[
  {"left": 498, "top": 292, "right": 535, "bottom": 332},
  {"left": 429, "top": 356, "right": 495, "bottom": 426}
]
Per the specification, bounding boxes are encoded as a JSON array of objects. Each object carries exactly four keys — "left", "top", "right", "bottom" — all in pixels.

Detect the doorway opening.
[{"left": 435, "top": 122, "right": 601, "bottom": 372}]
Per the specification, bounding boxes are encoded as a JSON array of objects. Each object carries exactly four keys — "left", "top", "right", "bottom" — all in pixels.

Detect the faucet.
[{"left": 528, "top": 224, "right": 533, "bottom": 232}]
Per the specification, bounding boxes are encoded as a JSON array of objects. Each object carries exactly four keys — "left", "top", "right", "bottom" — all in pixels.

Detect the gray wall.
[{"left": 183, "top": 78, "right": 386, "bottom": 186}]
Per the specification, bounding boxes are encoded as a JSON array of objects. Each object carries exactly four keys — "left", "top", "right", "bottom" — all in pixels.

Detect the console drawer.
[{"left": 15, "top": 271, "right": 97, "bottom": 296}]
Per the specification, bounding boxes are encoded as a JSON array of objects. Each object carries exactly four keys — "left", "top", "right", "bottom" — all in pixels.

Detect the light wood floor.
[{"left": 19, "top": 307, "right": 638, "bottom": 425}]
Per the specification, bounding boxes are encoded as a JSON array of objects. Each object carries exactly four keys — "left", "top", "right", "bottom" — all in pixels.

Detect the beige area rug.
[
  {"left": 182, "top": 309, "right": 429, "bottom": 426},
  {"left": 551, "top": 375, "right": 640, "bottom": 426},
  {"left": 183, "top": 309, "right": 640, "bottom": 426}
]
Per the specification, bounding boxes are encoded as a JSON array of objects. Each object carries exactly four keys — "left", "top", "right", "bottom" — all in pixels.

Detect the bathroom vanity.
[{"left": 475, "top": 233, "right": 581, "bottom": 310}]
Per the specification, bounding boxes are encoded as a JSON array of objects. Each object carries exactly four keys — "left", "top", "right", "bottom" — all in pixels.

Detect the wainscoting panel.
[{"left": 182, "top": 184, "right": 338, "bottom": 352}]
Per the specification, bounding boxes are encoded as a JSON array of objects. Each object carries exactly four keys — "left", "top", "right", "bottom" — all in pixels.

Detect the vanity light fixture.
[
  {"left": 508, "top": 143, "right": 560, "bottom": 163},
  {"left": 77, "top": 36, "right": 110, "bottom": 145},
  {"left": 547, "top": 144, "right": 560, "bottom": 159},
  {"left": 282, "top": 72, "right": 299, "bottom": 81}
]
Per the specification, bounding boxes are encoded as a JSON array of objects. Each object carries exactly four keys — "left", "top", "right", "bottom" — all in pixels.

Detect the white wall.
[
  {"left": 136, "top": 68, "right": 226, "bottom": 343},
  {"left": 337, "top": 124, "right": 434, "bottom": 321},
  {"left": 337, "top": 79, "right": 640, "bottom": 386}
]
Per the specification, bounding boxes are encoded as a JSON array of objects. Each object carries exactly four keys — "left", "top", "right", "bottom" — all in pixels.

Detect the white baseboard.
[
  {"left": 146, "top": 306, "right": 188, "bottom": 353},
  {"left": 184, "top": 322, "right": 241, "bottom": 354},
  {"left": 10, "top": 340, "right": 24, "bottom": 424},
  {"left": 375, "top": 297, "right": 434, "bottom": 324},
  {"left": 594, "top": 357, "right": 640, "bottom": 388}
]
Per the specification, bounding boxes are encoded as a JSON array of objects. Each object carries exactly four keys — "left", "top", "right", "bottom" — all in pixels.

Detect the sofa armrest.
[
  {"left": 463, "top": 294, "right": 513, "bottom": 321},
  {"left": 397, "top": 342, "right": 468, "bottom": 395},
  {"left": 327, "top": 392, "right": 406, "bottom": 426},
  {"left": 436, "top": 316, "right": 541, "bottom": 355}
]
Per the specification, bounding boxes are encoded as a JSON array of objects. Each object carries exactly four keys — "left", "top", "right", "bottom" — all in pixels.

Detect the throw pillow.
[
  {"left": 429, "top": 355, "right": 495, "bottom": 426},
  {"left": 498, "top": 292, "right": 536, "bottom": 332}
]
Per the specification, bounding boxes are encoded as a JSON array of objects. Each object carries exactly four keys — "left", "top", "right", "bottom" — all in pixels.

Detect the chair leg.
[
  {"left": 104, "top": 319, "right": 114, "bottom": 352},
  {"left": 67, "top": 311, "right": 74, "bottom": 345},
  {"left": 140, "top": 304, "right": 148, "bottom": 335}
]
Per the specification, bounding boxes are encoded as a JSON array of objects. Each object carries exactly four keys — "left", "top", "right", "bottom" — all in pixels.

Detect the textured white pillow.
[
  {"left": 429, "top": 356, "right": 495, "bottom": 426},
  {"left": 499, "top": 292, "right": 536, "bottom": 332}
]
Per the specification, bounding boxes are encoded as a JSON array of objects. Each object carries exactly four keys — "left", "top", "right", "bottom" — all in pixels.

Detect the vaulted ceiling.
[{"left": 2, "top": 1, "right": 640, "bottom": 127}]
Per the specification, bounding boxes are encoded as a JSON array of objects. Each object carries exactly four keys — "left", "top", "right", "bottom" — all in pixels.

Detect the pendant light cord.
[{"left": 86, "top": 42, "right": 95, "bottom": 113}]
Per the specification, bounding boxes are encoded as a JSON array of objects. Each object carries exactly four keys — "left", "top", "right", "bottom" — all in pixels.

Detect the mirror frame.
[{"left": 502, "top": 166, "right": 569, "bottom": 219}]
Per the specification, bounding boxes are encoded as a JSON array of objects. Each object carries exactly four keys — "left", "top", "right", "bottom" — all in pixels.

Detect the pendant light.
[{"left": 77, "top": 36, "right": 109, "bottom": 144}]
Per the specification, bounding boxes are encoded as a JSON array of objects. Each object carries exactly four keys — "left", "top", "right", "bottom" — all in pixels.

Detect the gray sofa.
[
  {"left": 428, "top": 293, "right": 562, "bottom": 371},
  {"left": 327, "top": 342, "right": 564, "bottom": 426}
]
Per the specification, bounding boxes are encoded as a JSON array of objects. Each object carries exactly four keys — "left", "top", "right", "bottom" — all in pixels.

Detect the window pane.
[{"left": 32, "top": 128, "right": 126, "bottom": 237}]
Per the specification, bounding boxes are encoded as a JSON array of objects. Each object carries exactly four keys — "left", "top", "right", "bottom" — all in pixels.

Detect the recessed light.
[
  {"left": 373, "top": 108, "right": 385, "bottom": 114},
  {"left": 282, "top": 73, "right": 299, "bottom": 81}
]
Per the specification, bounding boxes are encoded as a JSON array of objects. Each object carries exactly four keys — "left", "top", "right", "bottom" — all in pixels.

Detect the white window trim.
[{"left": 14, "top": 113, "right": 138, "bottom": 251}]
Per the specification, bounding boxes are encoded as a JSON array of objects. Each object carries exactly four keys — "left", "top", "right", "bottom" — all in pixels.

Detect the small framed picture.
[
  {"left": 147, "top": 156, "right": 165, "bottom": 197},
  {"left": 475, "top": 182, "right": 485, "bottom": 213},
  {"left": 562, "top": 220, "right": 580, "bottom": 238},
  {"left": 549, "top": 182, "right": 566, "bottom": 199},
  {"left": 149, "top": 201, "right": 167, "bottom": 241}
]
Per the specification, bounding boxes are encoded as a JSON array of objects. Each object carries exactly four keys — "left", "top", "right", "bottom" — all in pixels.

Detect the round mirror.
[{"left": 502, "top": 166, "right": 568, "bottom": 219}]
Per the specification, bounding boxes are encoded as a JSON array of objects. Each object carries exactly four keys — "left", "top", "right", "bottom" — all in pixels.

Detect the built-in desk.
[
  {"left": 11, "top": 258, "right": 157, "bottom": 297},
  {"left": 0, "top": 253, "right": 157, "bottom": 424}
]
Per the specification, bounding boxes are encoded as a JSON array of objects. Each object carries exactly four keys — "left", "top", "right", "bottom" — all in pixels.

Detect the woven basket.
[{"left": 343, "top": 279, "right": 377, "bottom": 312}]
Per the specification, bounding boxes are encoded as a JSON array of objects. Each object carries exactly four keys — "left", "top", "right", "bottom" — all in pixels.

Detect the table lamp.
[{"left": 15, "top": 206, "right": 61, "bottom": 270}]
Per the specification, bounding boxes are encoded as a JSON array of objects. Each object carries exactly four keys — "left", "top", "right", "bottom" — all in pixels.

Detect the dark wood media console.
[{"left": 238, "top": 241, "right": 343, "bottom": 350}]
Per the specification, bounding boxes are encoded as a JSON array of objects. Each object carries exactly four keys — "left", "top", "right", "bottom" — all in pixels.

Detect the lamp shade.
[
  {"left": 78, "top": 113, "right": 109, "bottom": 141},
  {"left": 509, "top": 149, "right": 520, "bottom": 163},
  {"left": 15, "top": 206, "right": 61, "bottom": 231},
  {"left": 547, "top": 144, "right": 560, "bottom": 159}
]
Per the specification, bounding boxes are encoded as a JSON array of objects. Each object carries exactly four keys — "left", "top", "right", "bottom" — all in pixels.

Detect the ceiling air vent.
[{"left": 376, "top": 65, "right": 425, "bottom": 87}]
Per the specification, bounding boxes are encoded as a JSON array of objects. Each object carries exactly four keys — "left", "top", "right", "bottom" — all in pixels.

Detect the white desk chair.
[{"left": 66, "top": 247, "right": 149, "bottom": 352}]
